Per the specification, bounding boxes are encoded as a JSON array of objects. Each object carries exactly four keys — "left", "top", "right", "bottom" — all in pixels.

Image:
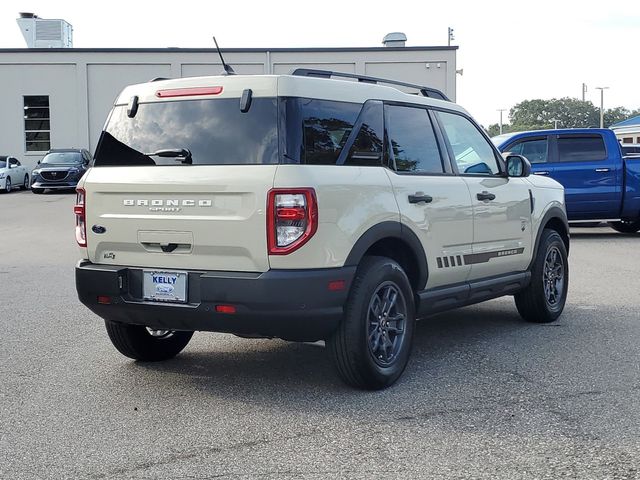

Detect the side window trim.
[
  {"left": 432, "top": 108, "right": 506, "bottom": 177},
  {"left": 382, "top": 101, "right": 452, "bottom": 176}
]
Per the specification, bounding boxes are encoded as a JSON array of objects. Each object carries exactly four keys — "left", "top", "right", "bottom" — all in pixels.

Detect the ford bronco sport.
[{"left": 75, "top": 70, "right": 569, "bottom": 389}]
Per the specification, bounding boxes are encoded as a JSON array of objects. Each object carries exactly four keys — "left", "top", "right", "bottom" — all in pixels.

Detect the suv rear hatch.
[{"left": 83, "top": 77, "right": 280, "bottom": 273}]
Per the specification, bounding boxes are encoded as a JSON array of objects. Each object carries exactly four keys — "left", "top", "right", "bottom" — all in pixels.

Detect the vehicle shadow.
[
  {"left": 131, "top": 301, "right": 547, "bottom": 411},
  {"left": 570, "top": 230, "right": 639, "bottom": 239}
]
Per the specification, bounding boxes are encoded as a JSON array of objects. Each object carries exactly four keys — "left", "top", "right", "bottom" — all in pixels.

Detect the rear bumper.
[{"left": 76, "top": 261, "right": 355, "bottom": 341}]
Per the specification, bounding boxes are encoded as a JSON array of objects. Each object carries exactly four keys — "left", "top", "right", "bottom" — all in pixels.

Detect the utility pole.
[
  {"left": 497, "top": 109, "right": 506, "bottom": 135},
  {"left": 448, "top": 27, "right": 454, "bottom": 47},
  {"left": 582, "top": 83, "right": 587, "bottom": 102},
  {"left": 595, "top": 87, "right": 609, "bottom": 128}
]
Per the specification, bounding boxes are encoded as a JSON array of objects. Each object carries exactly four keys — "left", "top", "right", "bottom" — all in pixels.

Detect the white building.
[{"left": 0, "top": 40, "right": 457, "bottom": 170}]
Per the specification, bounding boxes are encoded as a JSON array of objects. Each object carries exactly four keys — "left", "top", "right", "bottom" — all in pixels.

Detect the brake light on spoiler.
[{"left": 155, "top": 86, "right": 223, "bottom": 98}]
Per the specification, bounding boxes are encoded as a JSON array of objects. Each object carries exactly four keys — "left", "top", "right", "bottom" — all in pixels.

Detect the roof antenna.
[{"left": 213, "top": 36, "right": 235, "bottom": 75}]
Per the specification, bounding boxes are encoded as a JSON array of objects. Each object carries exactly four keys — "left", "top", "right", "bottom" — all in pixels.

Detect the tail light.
[
  {"left": 74, "top": 187, "right": 87, "bottom": 247},
  {"left": 267, "top": 188, "right": 317, "bottom": 255}
]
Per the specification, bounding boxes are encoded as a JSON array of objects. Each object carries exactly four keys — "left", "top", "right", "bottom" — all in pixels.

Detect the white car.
[
  {"left": 75, "top": 71, "right": 569, "bottom": 389},
  {"left": 0, "top": 156, "right": 29, "bottom": 193}
]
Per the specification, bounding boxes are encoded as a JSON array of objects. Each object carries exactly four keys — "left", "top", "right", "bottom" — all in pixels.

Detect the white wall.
[{"left": 0, "top": 48, "right": 456, "bottom": 171}]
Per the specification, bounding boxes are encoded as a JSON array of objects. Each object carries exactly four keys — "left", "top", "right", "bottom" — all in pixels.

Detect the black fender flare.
[
  {"left": 530, "top": 206, "right": 569, "bottom": 269},
  {"left": 344, "top": 221, "right": 428, "bottom": 290}
]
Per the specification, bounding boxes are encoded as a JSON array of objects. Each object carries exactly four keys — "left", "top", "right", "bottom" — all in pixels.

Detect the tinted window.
[
  {"left": 94, "top": 98, "right": 278, "bottom": 166},
  {"left": 344, "top": 101, "right": 384, "bottom": 166},
  {"left": 0, "top": 160, "right": 6, "bottom": 168},
  {"left": 24, "top": 95, "right": 50, "bottom": 152},
  {"left": 557, "top": 136, "right": 606, "bottom": 162},
  {"left": 42, "top": 152, "right": 83, "bottom": 164},
  {"left": 386, "top": 105, "right": 443, "bottom": 173},
  {"left": 299, "top": 99, "right": 360, "bottom": 165},
  {"left": 436, "top": 111, "right": 500, "bottom": 175},
  {"left": 506, "top": 138, "right": 548, "bottom": 164}
]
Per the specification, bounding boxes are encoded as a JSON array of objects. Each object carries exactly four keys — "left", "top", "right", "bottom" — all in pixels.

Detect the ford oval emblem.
[{"left": 92, "top": 225, "right": 107, "bottom": 234}]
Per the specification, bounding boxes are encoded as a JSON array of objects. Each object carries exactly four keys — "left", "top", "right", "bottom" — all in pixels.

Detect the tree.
[{"left": 509, "top": 98, "right": 600, "bottom": 129}]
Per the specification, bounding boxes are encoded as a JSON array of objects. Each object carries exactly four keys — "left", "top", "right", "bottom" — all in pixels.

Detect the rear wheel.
[
  {"left": 328, "top": 256, "right": 415, "bottom": 390},
  {"left": 515, "top": 229, "right": 568, "bottom": 323},
  {"left": 104, "top": 320, "right": 193, "bottom": 361},
  {"left": 3, "top": 177, "right": 11, "bottom": 193},
  {"left": 609, "top": 218, "right": 640, "bottom": 234},
  {"left": 21, "top": 175, "right": 29, "bottom": 190}
]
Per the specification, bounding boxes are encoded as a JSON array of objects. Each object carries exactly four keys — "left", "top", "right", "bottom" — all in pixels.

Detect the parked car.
[
  {"left": 31, "top": 148, "right": 92, "bottom": 194},
  {"left": 75, "top": 71, "right": 569, "bottom": 389},
  {"left": 0, "top": 156, "right": 29, "bottom": 193},
  {"left": 493, "top": 128, "right": 640, "bottom": 233}
]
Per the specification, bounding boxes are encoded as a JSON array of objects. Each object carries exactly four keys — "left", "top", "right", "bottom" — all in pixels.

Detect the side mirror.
[{"left": 505, "top": 154, "right": 531, "bottom": 177}]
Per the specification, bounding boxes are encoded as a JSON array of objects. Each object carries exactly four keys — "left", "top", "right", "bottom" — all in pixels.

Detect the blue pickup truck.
[{"left": 493, "top": 128, "right": 640, "bottom": 233}]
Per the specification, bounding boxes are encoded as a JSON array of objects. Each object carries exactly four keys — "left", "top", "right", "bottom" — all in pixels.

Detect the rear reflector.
[
  {"left": 328, "top": 280, "right": 346, "bottom": 291},
  {"left": 215, "top": 305, "right": 237, "bottom": 314},
  {"left": 156, "top": 86, "right": 223, "bottom": 98},
  {"left": 97, "top": 296, "right": 111, "bottom": 305}
]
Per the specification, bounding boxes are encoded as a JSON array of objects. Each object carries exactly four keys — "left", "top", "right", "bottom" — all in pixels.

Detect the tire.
[
  {"left": 20, "top": 174, "right": 29, "bottom": 190},
  {"left": 3, "top": 177, "right": 11, "bottom": 193},
  {"left": 515, "top": 229, "right": 568, "bottom": 323},
  {"left": 104, "top": 320, "right": 193, "bottom": 361},
  {"left": 31, "top": 188, "right": 44, "bottom": 194},
  {"left": 328, "top": 256, "right": 416, "bottom": 390},
  {"left": 609, "top": 219, "right": 640, "bottom": 234}
]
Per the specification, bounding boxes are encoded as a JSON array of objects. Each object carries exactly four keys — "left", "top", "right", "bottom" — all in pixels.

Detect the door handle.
[
  {"left": 477, "top": 191, "right": 496, "bottom": 201},
  {"left": 533, "top": 171, "right": 550, "bottom": 176},
  {"left": 408, "top": 193, "right": 433, "bottom": 204},
  {"left": 595, "top": 168, "right": 610, "bottom": 173}
]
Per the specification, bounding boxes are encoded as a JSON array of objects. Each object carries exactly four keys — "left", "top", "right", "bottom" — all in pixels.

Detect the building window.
[
  {"left": 24, "top": 95, "right": 50, "bottom": 152},
  {"left": 622, "top": 137, "right": 633, "bottom": 144}
]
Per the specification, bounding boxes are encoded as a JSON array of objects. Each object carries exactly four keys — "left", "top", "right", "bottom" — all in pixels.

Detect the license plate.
[{"left": 143, "top": 270, "right": 188, "bottom": 303}]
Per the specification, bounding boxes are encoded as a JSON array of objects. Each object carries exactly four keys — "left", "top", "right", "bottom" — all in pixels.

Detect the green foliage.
[{"left": 485, "top": 99, "right": 640, "bottom": 136}]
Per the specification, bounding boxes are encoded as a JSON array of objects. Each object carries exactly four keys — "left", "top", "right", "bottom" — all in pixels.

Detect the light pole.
[
  {"left": 550, "top": 119, "right": 560, "bottom": 129},
  {"left": 497, "top": 109, "right": 506, "bottom": 135},
  {"left": 595, "top": 86, "right": 609, "bottom": 128}
]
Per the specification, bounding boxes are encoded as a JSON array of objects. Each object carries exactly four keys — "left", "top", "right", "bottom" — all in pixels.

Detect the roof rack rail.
[{"left": 291, "top": 68, "right": 450, "bottom": 102}]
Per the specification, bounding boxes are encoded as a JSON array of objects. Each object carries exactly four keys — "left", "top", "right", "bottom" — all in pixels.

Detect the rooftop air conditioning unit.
[{"left": 16, "top": 12, "right": 73, "bottom": 48}]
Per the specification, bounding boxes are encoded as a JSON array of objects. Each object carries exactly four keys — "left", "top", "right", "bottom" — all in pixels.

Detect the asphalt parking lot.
[{"left": 1, "top": 190, "right": 639, "bottom": 480}]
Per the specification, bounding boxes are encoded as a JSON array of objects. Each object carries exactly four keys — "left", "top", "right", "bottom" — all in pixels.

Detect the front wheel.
[
  {"left": 515, "top": 229, "right": 568, "bottom": 323},
  {"left": 328, "top": 256, "right": 416, "bottom": 390},
  {"left": 104, "top": 321, "right": 193, "bottom": 361},
  {"left": 609, "top": 219, "right": 640, "bottom": 234}
]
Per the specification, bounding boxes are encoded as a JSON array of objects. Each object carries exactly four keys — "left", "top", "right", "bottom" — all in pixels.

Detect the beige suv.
[{"left": 75, "top": 70, "right": 569, "bottom": 389}]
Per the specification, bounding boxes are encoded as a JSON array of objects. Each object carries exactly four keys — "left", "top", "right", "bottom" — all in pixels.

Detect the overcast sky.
[{"left": 1, "top": 0, "right": 638, "bottom": 127}]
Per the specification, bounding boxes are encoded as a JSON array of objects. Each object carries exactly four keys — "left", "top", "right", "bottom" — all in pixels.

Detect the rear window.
[
  {"left": 94, "top": 98, "right": 279, "bottom": 166},
  {"left": 557, "top": 135, "right": 606, "bottom": 162}
]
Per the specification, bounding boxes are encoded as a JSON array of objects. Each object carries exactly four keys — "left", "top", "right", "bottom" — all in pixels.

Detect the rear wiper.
[{"left": 145, "top": 148, "right": 192, "bottom": 164}]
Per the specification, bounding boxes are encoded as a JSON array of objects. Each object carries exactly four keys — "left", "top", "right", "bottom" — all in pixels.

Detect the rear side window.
[
  {"left": 557, "top": 135, "right": 606, "bottom": 162},
  {"left": 506, "top": 137, "right": 548, "bottom": 164},
  {"left": 298, "top": 99, "right": 361, "bottom": 165},
  {"left": 386, "top": 105, "right": 443, "bottom": 173},
  {"left": 94, "top": 98, "right": 279, "bottom": 166}
]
